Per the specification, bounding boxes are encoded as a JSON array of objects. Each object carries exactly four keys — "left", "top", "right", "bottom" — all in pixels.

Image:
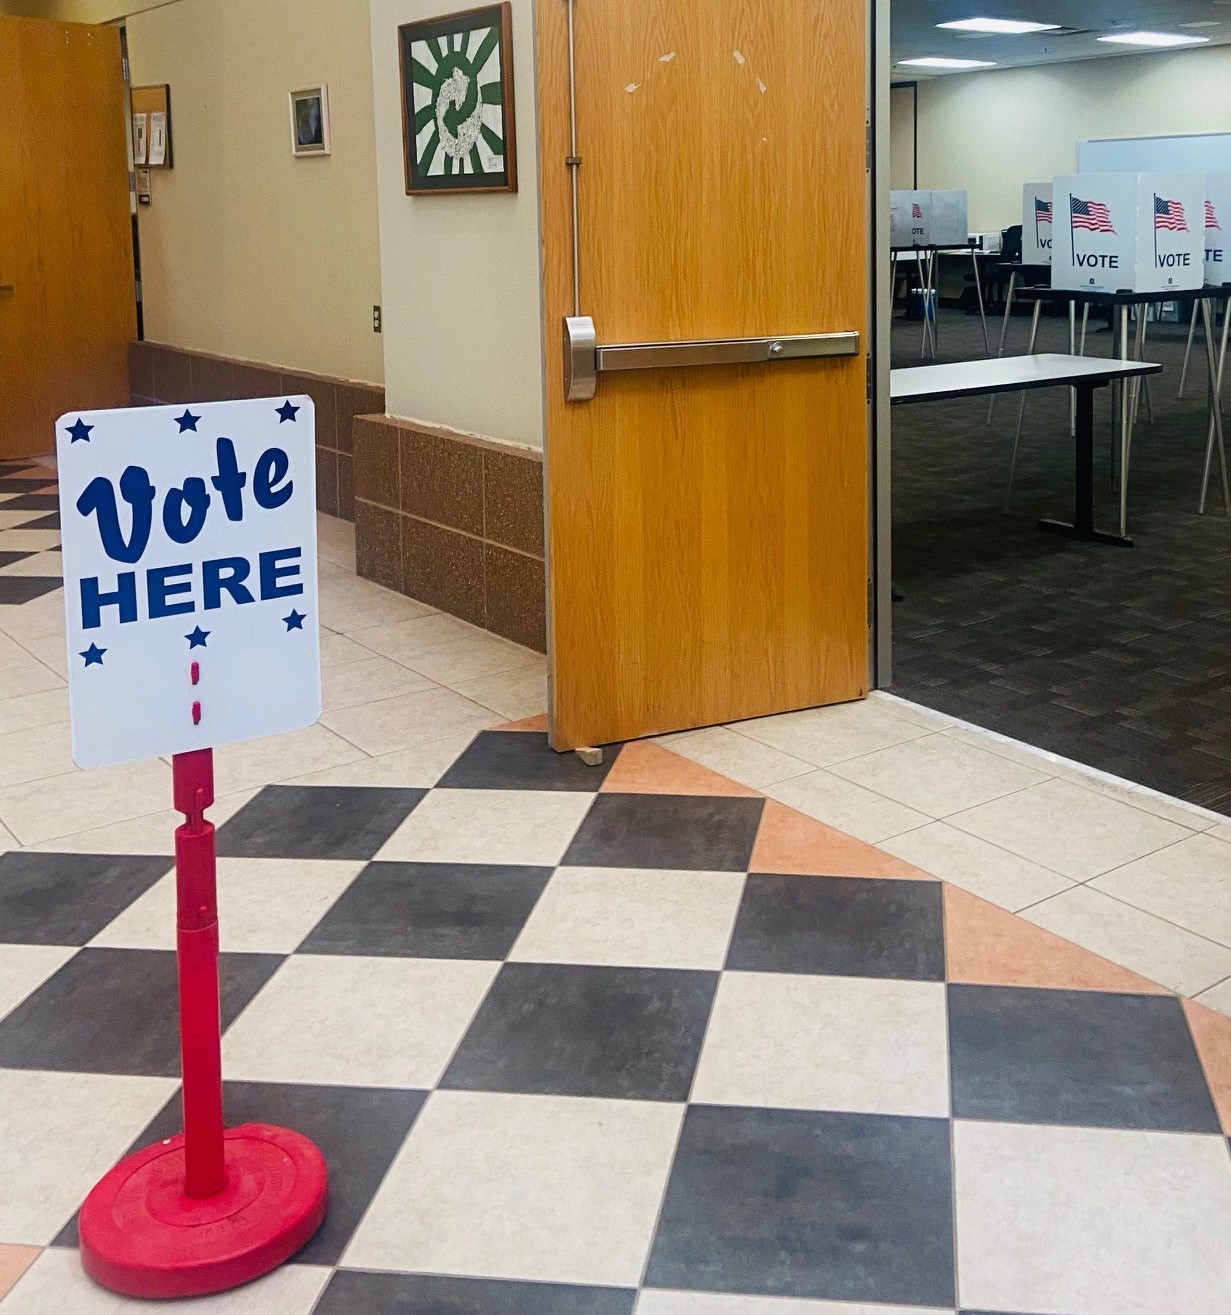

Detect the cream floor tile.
[
  {"left": 0, "top": 509, "right": 47, "bottom": 529},
  {"left": 954, "top": 1120, "right": 1231, "bottom": 1315},
  {"left": 0, "top": 757, "right": 172, "bottom": 846},
  {"left": 1194, "top": 975, "right": 1231, "bottom": 1019},
  {"left": 0, "top": 530, "right": 60, "bottom": 556},
  {"left": 665, "top": 727, "right": 813, "bottom": 791},
  {"left": 0, "top": 723, "right": 74, "bottom": 790},
  {"left": 0, "top": 588, "right": 66, "bottom": 641},
  {"left": 25, "top": 789, "right": 257, "bottom": 856},
  {"left": 316, "top": 511, "right": 356, "bottom": 568},
  {"left": 735, "top": 700, "right": 932, "bottom": 768},
  {"left": 318, "top": 584, "right": 437, "bottom": 634},
  {"left": 949, "top": 777, "right": 1191, "bottom": 881},
  {"left": 1208, "top": 823, "right": 1231, "bottom": 846},
  {"left": 222, "top": 955, "right": 499, "bottom": 1088},
  {"left": 0, "top": 945, "right": 77, "bottom": 1020},
  {"left": 211, "top": 723, "right": 366, "bottom": 794},
  {"left": 691, "top": 973, "right": 949, "bottom": 1118},
  {"left": 318, "top": 631, "right": 376, "bottom": 669},
  {"left": 765, "top": 770, "right": 932, "bottom": 844},
  {"left": 92, "top": 857, "right": 364, "bottom": 953},
  {"left": 450, "top": 658, "right": 548, "bottom": 720},
  {"left": 321, "top": 686, "right": 497, "bottom": 757},
  {"left": 0, "top": 1069, "right": 177, "bottom": 1245},
  {"left": 1, "top": 1248, "right": 331, "bottom": 1314},
  {"left": 0, "top": 686, "right": 69, "bottom": 736},
  {"left": 321, "top": 654, "right": 436, "bottom": 712},
  {"left": 0, "top": 552, "right": 61, "bottom": 579},
  {"left": 943, "top": 723, "right": 1073, "bottom": 773},
  {"left": 828, "top": 733, "right": 1050, "bottom": 818},
  {"left": 867, "top": 690, "right": 960, "bottom": 730},
  {"left": 880, "top": 822, "right": 1074, "bottom": 912},
  {"left": 0, "top": 819, "right": 15, "bottom": 852},
  {"left": 285, "top": 729, "right": 479, "bottom": 788},
  {"left": 366, "top": 618, "right": 537, "bottom": 686},
  {"left": 344, "top": 1090, "right": 683, "bottom": 1286},
  {"left": 1023, "top": 885, "right": 1231, "bottom": 997},
  {"left": 12, "top": 630, "right": 66, "bottom": 678},
  {"left": 0, "top": 650, "right": 64, "bottom": 699},
  {"left": 637, "top": 1291, "right": 949, "bottom": 1315},
  {"left": 510, "top": 867, "right": 746, "bottom": 970},
  {"left": 376, "top": 787, "right": 593, "bottom": 867},
  {"left": 1060, "top": 768, "right": 1223, "bottom": 832},
  {"left": 1091, "top": 832, "right": 1231, "bottom": 947}
]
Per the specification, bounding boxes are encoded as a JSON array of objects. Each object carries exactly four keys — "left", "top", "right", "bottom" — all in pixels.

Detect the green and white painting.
[{"left": 399, "top": 3, "right": 517, "bottom": 194}]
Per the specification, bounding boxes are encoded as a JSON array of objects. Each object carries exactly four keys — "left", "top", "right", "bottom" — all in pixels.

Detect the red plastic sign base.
[{"left": 79, "top": 1122, "right": 328, "bottom": 1300}]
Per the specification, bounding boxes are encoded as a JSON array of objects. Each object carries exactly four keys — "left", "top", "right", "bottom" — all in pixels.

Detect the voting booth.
[
  {"left": 1208, "top": 174, "right": 1231, "bottom": 287},
  {"left": 1022, "top": 183, "right": 1054, "bottom": 265},
  {"left": 1052, "top": 172, "right": 1206, "bottom": 294},
  {"left": 929, "top": 190, "right": 969, "bottom": 247},
  {"left": 57, "top": 397, "right": 328, "bottom": 1299},
  {"left": 890, "top": 190, "right": 928, "bottom": 247}
]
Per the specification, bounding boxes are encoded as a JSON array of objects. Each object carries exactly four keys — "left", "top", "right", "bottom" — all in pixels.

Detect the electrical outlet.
[{"left": 373, "top": 305, "right": 382, "bottom": 333}]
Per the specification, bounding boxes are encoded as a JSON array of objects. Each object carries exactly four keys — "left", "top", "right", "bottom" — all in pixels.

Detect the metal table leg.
[
  {"left": 1069, "top": 301, "right": 1077, "bottom": 437},
  {"left": 1179, "top": 299, "right": 1201, "bottom": 399},
  {"left": 1006, "top": 297, "right": 1043, "bottom": 511},
  {"left": 1039, "top": 382, "right": 1134, "bottom": 547},
  {"left": 916, "top": 249, "right": 930, "bottom": 359},
  {"left": 1199, "top": 296, "right": 1231, "bottom": 516},
  {"left": 926, "top": 250, "right": 939, "bottom": 356},
  {"left": 971, "top": 248, "right": 990, "bottom": 355},
  {"left": 987, "top": 269, "right": 1018, "bottom": 423},
  {"left": 1121, "top": 305, "right": 1147, "bottom": 537}
]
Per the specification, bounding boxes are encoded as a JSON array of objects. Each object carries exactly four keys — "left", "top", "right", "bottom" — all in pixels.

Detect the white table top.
[{"left": 891, "top": 353, "right": 1162, "bottom": 405}]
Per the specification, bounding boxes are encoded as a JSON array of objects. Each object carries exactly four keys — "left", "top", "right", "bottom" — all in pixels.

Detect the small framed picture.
[
  {"left": 289, "top": 85, "right": 330, "bottom": 157},
  {"left": 398, "top": 3, "right": 517, "bottom": 195}
]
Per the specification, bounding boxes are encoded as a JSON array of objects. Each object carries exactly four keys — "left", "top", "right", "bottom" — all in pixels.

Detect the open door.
[
  {"left": 539, "top": 0, "right": 870, "bottom": 751},
  {"left": 0, "top": 17, "right": 135, "bottom": 461}
]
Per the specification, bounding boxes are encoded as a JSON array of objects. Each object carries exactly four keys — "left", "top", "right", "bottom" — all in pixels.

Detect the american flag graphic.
[
  {"left": 1070, "top": 196, "right": 1115, "bottom": 234},
  {"left": 1155, "top": 196, "right": 1189, "bottom": 233},
  {"left": 1034, "top": 197, "right": 1053, "bottom": 225},
  {"left": 1207, "top": 199, "right": 1221, "bottom": 230},
  {"left": 911, "top": 202, "right": 923, "bottom": 219}
]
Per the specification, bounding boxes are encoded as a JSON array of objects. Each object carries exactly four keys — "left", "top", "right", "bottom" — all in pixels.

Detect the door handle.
[{"left": 564, "top": 316, "right": 860, "bottom": 402}]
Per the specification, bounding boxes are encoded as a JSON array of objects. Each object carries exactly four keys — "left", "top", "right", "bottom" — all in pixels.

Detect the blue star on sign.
[
  {"left": 185, "top": 626, "right": 210, "bottom": 649},
  {"left": 67, "top": 417, "right": 93, "bottom": 443},
  {"left": 283, "top": 609, "right": 306, "bottom": 631},
  {"left": 80, "top": 643, "right": 106, "bottom": 667},
  {"left": 175, "top": 409, "right": 201, "bottom": 433},
  {"left": 276, "top": 400, "right": 300, "bottom": 424}
]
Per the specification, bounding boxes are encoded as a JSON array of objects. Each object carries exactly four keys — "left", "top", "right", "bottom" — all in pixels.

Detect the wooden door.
[
  {"left": 0, "top": 17, "right": 135, "bottom": 461},
  {"left": 539, "top": 0, "right": 870, "bottom": 750}
]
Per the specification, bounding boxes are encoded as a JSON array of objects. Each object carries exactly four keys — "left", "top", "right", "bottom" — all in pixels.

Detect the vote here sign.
[{"left": 56, "top": 397, "right": 321, "bottom": 769}]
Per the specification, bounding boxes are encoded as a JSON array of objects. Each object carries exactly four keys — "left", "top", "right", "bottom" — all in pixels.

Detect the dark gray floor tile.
[
  {"left": 726, "top": 873, "right": 945, "bottom": 980},
  {"left": 0, "top": 947, "right": 281, "bottom": 1075},
  {"left": 438, "top": 730, "right": 617, "bottom": 791},
  {"left": 314, "top": 1272, "right": 636, "bottom": 1315},
  {"left": 0, "top": 551, "right": 32, "bottom": 568},
  {"left": 442, "top": 961, "right": 717, "bottom": 1100},
  {"left": 299, "top": 861, "right": 552, "bottom": 958},
  {"left": 17, "top": 511, "right": 60, "bottom": 530},
  {"left": 1, "top": 493, "right": 59, "bottom": 511},
  {"left": 949, "top": 984, "right": 1221, "bottom": 1132},
  {"left": 0, "top": 576, "right": 61, "bottom": 604},
  {"left": 563, "top": 793, "right": 765, "bottom": 871},
  {"left": 645, "top": 1104, "right": 955, "bottom": 1307},
  {"left": 0, "top": 851, "right": 172, "bottom": 946},
  {"left": 216, "top": 784, "right": 426, "bottom": 859}
]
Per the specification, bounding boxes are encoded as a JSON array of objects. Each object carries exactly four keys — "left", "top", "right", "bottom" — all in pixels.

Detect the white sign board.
[
  {"left": 929, "top": 190, "right": 969, "bottom": 247},
  {"left": 1207, "top": 174, "right": 1231, "bottom": 287},
  {"left": 56, "top": 397, "right": 321, "bottom": 769},
  {"left": 1022, "top": 183, "right": 1054, "bottom": 265},
  {"left": 890, "top": 190, "right": 930, "bottom": 247},
  {"left": 1052, "top": 172, "right": 1205, "bottom": 295}
]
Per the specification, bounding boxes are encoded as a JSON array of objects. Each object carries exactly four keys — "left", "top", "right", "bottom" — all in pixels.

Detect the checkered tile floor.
[{"left": 3, "top": 457, "right": 1231, "bottom": 1313}]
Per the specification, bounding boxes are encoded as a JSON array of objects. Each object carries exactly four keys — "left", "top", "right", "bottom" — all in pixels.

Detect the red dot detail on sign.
[
  {"left": 191, "top": 662, "right": 200, "bottom": 686},
  {"left": 192, "top": 701, "right": 202, "bottom": 725}
]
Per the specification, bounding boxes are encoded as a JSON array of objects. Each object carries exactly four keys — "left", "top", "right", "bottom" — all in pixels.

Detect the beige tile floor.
[
  {"left": 663, "top": 691, "right": 1231, "bottom": 1009},
  {"left": 5, "top": 511, "right": 1231, "bottom": 1015}
]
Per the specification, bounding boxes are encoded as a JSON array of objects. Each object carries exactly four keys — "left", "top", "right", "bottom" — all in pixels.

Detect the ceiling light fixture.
[
  {"left": 937, "top": 18, "right": 1061, "bottom": 35},
  {"left": 1097, "top": 30, "right": 1210, "bottom": 47},
  {"left": 897, "top": 56, "right": 998, "bottom": 69}
]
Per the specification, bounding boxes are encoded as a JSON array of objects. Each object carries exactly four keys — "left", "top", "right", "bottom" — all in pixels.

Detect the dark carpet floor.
[{"left": 889, "top": 299, "right": 1231, "bottom": 814}]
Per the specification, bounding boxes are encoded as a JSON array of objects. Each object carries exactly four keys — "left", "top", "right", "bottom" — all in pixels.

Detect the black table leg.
[{"left": 1039, "top": 382, "right": 1134, "bottom": 547}]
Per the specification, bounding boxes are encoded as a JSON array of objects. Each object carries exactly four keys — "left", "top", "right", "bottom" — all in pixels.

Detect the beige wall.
[
  {"left": 368, "top": 0, "right": 544, "bottom": 448},
  {"left": 889, "top": 84, "right": 915, "bottom": 192},
  {"left": 127, "top": 0, "right": 383, "bottom": 383},
  {"left": 908, "top": 46, "right": 1231, "bottom": 231}
]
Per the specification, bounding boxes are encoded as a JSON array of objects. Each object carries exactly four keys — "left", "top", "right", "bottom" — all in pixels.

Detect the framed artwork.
[
  {"left": 398, "top": 3, "right": 517, "bottom": 195},
  {"left": 289, "top": 85, "right": 331, "bottom": 157}
]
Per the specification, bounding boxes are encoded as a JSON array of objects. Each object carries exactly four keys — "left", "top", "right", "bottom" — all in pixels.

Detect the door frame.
[{"left": 871, "top": 0, "right": 893, "bottom": 689}]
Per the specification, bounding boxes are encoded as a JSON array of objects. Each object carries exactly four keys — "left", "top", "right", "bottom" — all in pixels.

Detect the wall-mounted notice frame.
[
  {"left": 131, "top": 84, "right": 173, "bottom": 169},
  {"left": 132, "top": 112, "right": 148, "bottom": 165}
]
